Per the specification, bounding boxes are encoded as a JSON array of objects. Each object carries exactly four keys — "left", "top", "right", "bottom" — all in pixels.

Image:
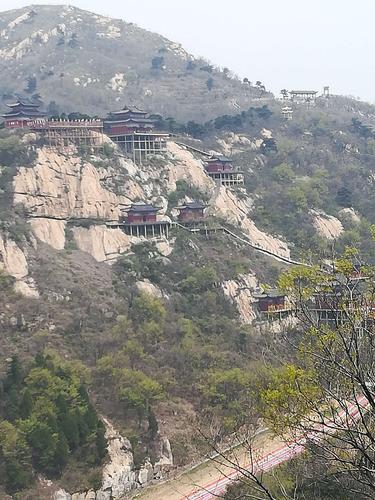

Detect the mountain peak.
[{"left": 0, "top": 4, "right": 264, "bottom": 121}]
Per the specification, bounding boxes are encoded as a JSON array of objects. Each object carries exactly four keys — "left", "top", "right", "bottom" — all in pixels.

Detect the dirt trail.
[{"left": 131, "top": 430, "right": 281, "bottom": 500}]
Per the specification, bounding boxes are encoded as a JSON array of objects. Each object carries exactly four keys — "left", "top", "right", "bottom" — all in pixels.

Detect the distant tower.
[
  {"left": 323, "top": 86, "right": 330, "bottom": 98},
  {"left": 281, "top": 106, "right": 293, "bottom": 121}
]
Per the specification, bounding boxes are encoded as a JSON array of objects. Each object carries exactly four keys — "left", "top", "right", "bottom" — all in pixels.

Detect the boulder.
[{"left": 53, "top": 490, "right": 72, "bottom": 500}]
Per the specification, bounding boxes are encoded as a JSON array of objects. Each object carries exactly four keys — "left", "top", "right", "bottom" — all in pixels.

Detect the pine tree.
[
  {"left": 19, "top": 389, "right": 33, "bottom": 419},
  {"left": 95, "top": 421, "right": 107, "bottom": 461},
  {"left": 53, "top": 433, "right": 69, "bottom": 473}
]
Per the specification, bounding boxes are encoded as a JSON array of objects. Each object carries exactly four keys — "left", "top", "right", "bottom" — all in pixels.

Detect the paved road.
[
  {"left": 185, "top": 395, "right": 368, "bottom": 500},
  {"left": 134, "top": 395, "right": 367, "bottom": 500}
]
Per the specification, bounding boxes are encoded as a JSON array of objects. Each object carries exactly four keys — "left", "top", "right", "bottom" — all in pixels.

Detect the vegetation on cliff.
[{"left": 0, "top": 352, "right": 106, "bottom": 494}]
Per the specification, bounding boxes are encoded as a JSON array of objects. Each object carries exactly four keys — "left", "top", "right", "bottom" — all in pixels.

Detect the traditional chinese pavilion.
[
  {"left": 204, "top": 156, "right": 244, "bottom": 186},
  {"left": 176, "top": 201, "right": 207, "bottom": 224},
  {"left": 121, "top": 202, "right": 169, "bottom": 238},
  {"left": 289, "top": 90, "right": 318, "bottom": 104},
  {"left": 104, "top": 106, "right": 168, "bottom": 164},
  {"left": 281, "top": 106, "right": 293, "bottom": 120},
  {"left": 254, "top": 289, "right": 292, "bottom": 320},
  {"left": 2, "top": 99, "right": 46, "bottom": 128}
]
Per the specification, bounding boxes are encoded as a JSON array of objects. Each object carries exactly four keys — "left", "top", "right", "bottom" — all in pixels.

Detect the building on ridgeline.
[
  {"left": 104, "top": 106, "right": 169, "bottom": 164},
  {"left": 2, "top": 99, "right": 46, "bottom": 128},
  {"left": 204, "top": 156, "right": 244, "bottom": 186},
  {"left": 175, "top": 201, "right": 207, "bottom": 224},
  {"left": 289, "top": 90, "right": 318, "bottom": 105},
  {"left": 120, "top": 202, "right": 169, "bottom": 238}
]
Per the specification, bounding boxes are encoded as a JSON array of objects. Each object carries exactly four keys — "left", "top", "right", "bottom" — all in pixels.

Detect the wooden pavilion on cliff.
[
  {"left": 104, "top": 106, "right": 169, "bottom": 164},
  {"left": 121, "top": 202, "right": 169, "bottom": 238},
  {"left": 2, "top": 99, "right": 46, "bottom": 128},
  {"left": 204, "top": 156, "right": 244, "bottom": 186},
  {"left": 255, "top": 289, "right": 293, "bottom": 320},
  {"left": 175, "top": 201, "right": 207, "bottom": 225}
]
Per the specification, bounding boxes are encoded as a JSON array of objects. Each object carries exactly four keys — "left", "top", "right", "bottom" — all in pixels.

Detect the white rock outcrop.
[
  {"left": 0, "top": 236, "right": 28, "bottom": 280},
  {"left": 217, "top": 132, "right": 254, "bottom": 155},
  {"left": 101, "top": 418, "right": 136, "bottom": 497},
  {"left": 30, "top": 218, "right": 66, "bottom": 250},
  {"left": 222, "top": 273, "right": 259, "bottom": 323},
  {"left": 338, "top": 207, "right": 361, "bottom": 223},
  {"left": 13, "top": 148, "right": 128, "bottom": 220},
  {"left": 72, "top": 226, "right": 134, "bottom": 262},
  {"left": 311, "top": 210, "right": 344, "bottom": 240},
  {"left": 166, "top": 142, "right": 214, "bottom": 194},
  {"left": 0, "top": 234, "right": 39, "bottom": 298},
  {"left": 136, "top": 280, "right": 163, "bottom": 298},
  {"left": 209, "top": 187, "right": 290, "bottom": 259}
]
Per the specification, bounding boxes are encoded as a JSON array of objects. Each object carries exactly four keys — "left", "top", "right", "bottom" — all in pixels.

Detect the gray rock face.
[
  {"left": 52, "top": 426, "right": 175, "bottom": 498},
  {"left": 53, "top": 490, "right": 72, "bottom": 500},
  {"left": 137, "top": 458, "right": 154, "bottom": 486},
  {"left": 101, "top": 418, "right": 138, "bottom": 496}
]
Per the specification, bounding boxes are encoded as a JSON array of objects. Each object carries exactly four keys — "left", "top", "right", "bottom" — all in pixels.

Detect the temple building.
[
  {"left": 175, "top": 201, "right": 207, "bottom": 224},
  {"left": 104, "top": 106, "right": 168, "bottom": 164},
  {"left": 204, "top": 156, "right": 244, "bottom": 186},
  {"left": 121, "top": 202, "right": 169, "bottom": 238},
  {"left": 289, "top": 90, "right": 318, "bottom": 105},
  {"left": 2, "top": 99, "right": 46, "bottom": 128},
  {"left": 255, "top": 289, "right": 292, "bottom": 320},
  {"left": 281, "top": 106, "right": 293, "bottom": 120}
]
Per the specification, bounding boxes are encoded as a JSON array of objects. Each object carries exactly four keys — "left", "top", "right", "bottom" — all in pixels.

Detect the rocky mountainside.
[
  {"left": 2, "top": 5, "right": 375, "bottom": 500},
  {"left": 1, "top": 93, "right": 375, "bottom": 498},
  {"left": 0, "top": 5, "right": 265, "bottom": 121}
]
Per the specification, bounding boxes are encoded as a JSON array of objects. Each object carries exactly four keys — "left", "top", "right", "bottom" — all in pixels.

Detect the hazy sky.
[{"left": 2, "top": 0, "right": 375, "bottom": 103}]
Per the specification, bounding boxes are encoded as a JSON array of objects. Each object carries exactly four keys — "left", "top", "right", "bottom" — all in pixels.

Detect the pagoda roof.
[
  {"left": 126, "top": 202, "right": 160, "bottom": 213},
  {"left": 3, "top": 110, "right": 46, "bottom": 118},
  {"left": 110, "top": 105, "right": 149, "bottom": 116},
  {"left": 290, "top": 90, "right": 318, "bottom": 95},
  {"left": 254, "top": 289, "right": 285, "bottom": 299},
  {"left": 6, "top": 99, "right": 40, "bottom": 108},
  {"left": 206, "top": 155, "right": 232, "bottom": 163},
  {"left": 176, "top": 201, "right": 207, "bottom": 210},
  {"left": 105, "top": 118, "right": 155, "bottom": 125}
]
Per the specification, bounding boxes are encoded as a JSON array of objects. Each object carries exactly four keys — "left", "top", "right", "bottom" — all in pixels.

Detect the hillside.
[
  {"left": 1, "top": 4, "right": 375, "bottom": 500},
  {"left": 0, "top": 5, "right": 266, "bottom": 121},
  {"left": 0, "top": 92, "right": 375, "bottom": 497}
]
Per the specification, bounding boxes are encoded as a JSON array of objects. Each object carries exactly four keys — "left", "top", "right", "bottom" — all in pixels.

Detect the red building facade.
[
  {"left": 176, "top": 202, "right": 206, "bottom": 223},
  {"left": 256, "top": 291, "right": 287, "bottom": 313},
  {"left": 123, "top": 203, "right": 159, "bottom": 224},
  {"left": 104, "top": 106, "right": 168, "bottom": 164},
  {"left": 3, "top": 100, "right": 46, "bottom": 128},
  {"left": 104, "top": 107, "right": 155, "bottom": 136},
  {"left": 205, "top": 156, "right": 234, "bottom": 173}
]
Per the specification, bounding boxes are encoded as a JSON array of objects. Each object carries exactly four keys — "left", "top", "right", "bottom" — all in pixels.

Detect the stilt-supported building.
[
  {"left": 204, "top": 156, "right": 244, "bottom": 186},
  {"left": 2, "top": 99, "right": 46, "bottom": 128},
  {"left": 255, "top": 290, "right": 292, "bottom": 320},
  {"left": 104, "top": 106, "right": 168, "bottom": 164},
  {"left": 121, "top": 202, "right": 169, "bottom": 238},
  {"left": 31, "top": 119, "right": 104, "bottom": 151}
]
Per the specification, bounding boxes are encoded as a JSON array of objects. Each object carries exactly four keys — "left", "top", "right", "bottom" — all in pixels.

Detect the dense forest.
[{"left": 0, "top": 352, "right": 106, "bottom": 494}]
